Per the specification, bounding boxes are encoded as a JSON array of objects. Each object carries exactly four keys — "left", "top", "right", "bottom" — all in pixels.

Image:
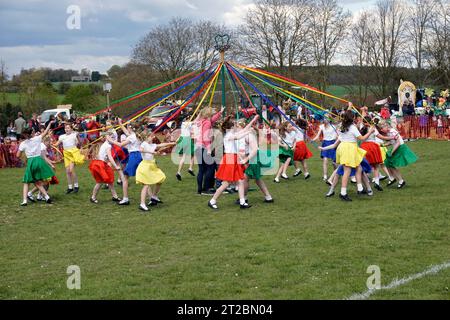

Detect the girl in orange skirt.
[
  {"left": 208, "top": 115, "right": 259, "bottom": 210},
  {"left": 89, "top": 133, "right": 121, "bottom": 204},
  {"left": 359, "top": 117, "right": 397, "bottom": 191},
  {"left": 293, "top": 118, "right": 313, "bottom": 179}
]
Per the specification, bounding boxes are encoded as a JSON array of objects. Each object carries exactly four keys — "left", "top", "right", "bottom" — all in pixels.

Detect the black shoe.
[
  {"left": 304, "top": 173, "right": 311, "bottom": 180},
  {"left": 264, "top": 198, "right": 274, "bottom": 203},
  {"left": 379, "top": 176, "right": 388, "bottom": 181},
  {"left": 152, "top": 198, "right": 163, "bottom": 204},
  {"left": 27, "top": 194, "right": 36, "bottom": 203},
  {"left": 293, "top": 169, "right": 302, "bottom": 177},
  {"left": 118, "top": 200, "right": 130, "bottom": 205},
  {"left": 326, "top": 180, "right": 332, "bottom": 186},
  {"left": 117, "top": 180, "right": 122, "bottom": 186},
  {"left": 374, "top": 183, "right": 383, "bottom": 191},
  {"left": 387, "top": 179, "right": 397, "bottom": 186},
  {"left": 397, "top": 181, "right": 406, "bottom": 189},
  {"left": 74, "top": 187, "right": 79, "bottom": 193},
  {"left": 325, "top": 191, "right": 335, "bottom": 198},
  {"left": 112, "top": 197, "right": 121, "bottom": 202},
  {"left": 235, "top": 199, "right": 248, "bottom": 205},
  {"left": 357, "top": 190, "right": 368, "bottom": 195},
  {"left": 20, "top": 201, "right": 27, "bottom": 207},
  {"left": 102, "top": 184, "right": 109, "bottom": 190},
  {"left": 188, "top": 169, "right": 195, "bottom": 176},
  {"left": 208, "top": 201, "right": 218, "bottom": 210},
  {"left": 90, "top": 197, "right": 98, "bottom": 204},
  {"left": 281, "top": 174, "right": 289, "bottom": 180},
  {"left": 176, "top": 173, "right": 182, "bottom": 181},
  {"left": 240, "top": 203, "right": 252, "bottom": 209},
  {"left": 66, "top": 188, "right": 74, "bottom": 194},
  {"left": 339, "top": 194, "right": 352, "bottom": 202},
  {"left": 46, "top": 198, "right": 53, "bottom": 204},
  {"left": 139, "top": 204, "right": 149, "bottom": 212}
]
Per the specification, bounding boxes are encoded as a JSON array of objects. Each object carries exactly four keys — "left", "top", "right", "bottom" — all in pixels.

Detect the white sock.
[
  {"left": 74, "top": 183, "right": 79, "bottom": 188},
  {"left": 152, "top": 196, "right": 160, "bottom": 201},
  {"left": 323, "top": 175, "right": 327, "bottom": 180},
  {"left": 341, "top": 187, "right": 347, "bottom": 196},
  {"left": 265, "top": 195, "right": 273, "bottom": 201},
  {"left": 44, "top": 195, "right": 50, "bottom": 200},
  {"left": 210, "top": 199, "right": 217, "bottom": 205},
  {"left": 367, "top": 186, "right": 373, "bottom": 192},
  {"left": 304, "top": 172, "right": 309, "bottom": 176},
  {"left": 399, "top": 179, "right": 404, "bottom": 184},
  {"left": 140, "top": 203, "right": 147, "bottom": 209},
  {"left": 122, "top": 197, "right": 129, "bottom": 202},
  {"left": 374, "top": 177, "right": 380, "bottom": 184},
  {"left": 239, "top": 198, "right": 246, "bottom": 205},
  {"left": 68, "top": 184, "right": 73, "bottom": 189},
  {"left": 389, "top": 176, "right": 394, "bottom": 181},
  {"left": 357, "top": 184, "right": 364, "bottom": 192}
]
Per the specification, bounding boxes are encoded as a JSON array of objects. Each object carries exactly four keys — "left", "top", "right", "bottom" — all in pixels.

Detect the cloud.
[{"left": 0, "top": 0, "right": 373, "bottom": 76}]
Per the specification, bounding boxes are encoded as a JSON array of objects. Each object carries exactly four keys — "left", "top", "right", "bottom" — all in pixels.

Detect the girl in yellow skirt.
[
  {"left": 136, "top": 132, "right": 175, "bottom": 212},
  {"left": 54, "top": 123, "right": 85, "bottom": 194},
  {"left": 334, "top": 110, "right": 374, "bottom": 201}
]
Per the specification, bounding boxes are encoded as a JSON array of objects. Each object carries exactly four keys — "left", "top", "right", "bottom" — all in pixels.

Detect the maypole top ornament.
[{"left": 214, "top": 34, "right": 231, "bottom": 52}]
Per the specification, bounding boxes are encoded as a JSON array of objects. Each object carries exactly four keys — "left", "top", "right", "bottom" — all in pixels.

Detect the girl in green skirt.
[
  {"left": 380, "top": 121, "right": 418, "bottom": 189},
  {"left": 17, "top": 122, "right": 55, "bottom": 206},
  {"left": 175, "top": 120, "right": 195, "bottom": 181},
  {"left": 274, "top": 122, "right": 295, "bottom": 183}
]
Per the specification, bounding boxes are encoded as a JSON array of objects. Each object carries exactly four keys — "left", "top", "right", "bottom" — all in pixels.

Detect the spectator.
[
  {"left": 7, "top": 121, "right": 17, "bottom": 140},
  {"left": 14, "top": 112, "right": 27, "bottom": 139},
  {"left": 29, "top": 113, "right": 40, "bottom": 133}
]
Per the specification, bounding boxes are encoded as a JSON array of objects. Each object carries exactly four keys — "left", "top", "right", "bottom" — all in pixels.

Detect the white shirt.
[
  {"left": 58, "top": 133, "right": 78, "bottom": 150},
  {"left": 366, "top": 128, "right": 380, "bottom": 143},
  {"left": 120, "top": 134, "right": 127, "bottom": 143},
  {"left": 338, "top": 124, "right": 361, "bottom": 143},
  {"left": 19, "top": 135, "right": 42, "bottom": 158},
  {"left": 388, "top": 128, "right": 404, "bottom": 145},
  {"left": 98, "top": 141, "right": 111, "bottom": 161},
  {"left": 320, "top": 124, "right": 338, "bottom": 141},
  {"left": 181, "top": 122, "right": 192, "bottom": 137},
  {"left": 40, "top": 143, "right": 47, "bottom": 153},
  {"left": 223, "top": 132, "right": 238, "bottom": 154},
  {"left": 296, "top": 106, "right": 303, "bottom": 118},
  {"left": 109, "top": 128, "right": 118, "bottom": 141},
  {"left": 283, "top": 130, "right": 296, "bottom": 148},
  {"left": 141, "top": 141, "right": 157, "bottom": 161},
  {"left": 126, "top": 133, "right": 141, "bottom": 152},
  {"left": 294, "top": 129, "right": 304, "bottom": 142}
]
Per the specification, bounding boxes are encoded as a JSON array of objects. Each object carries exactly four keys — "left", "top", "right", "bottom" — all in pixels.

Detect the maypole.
[{"left": 214, "top": 34, "right": 231, "bottom": 117}]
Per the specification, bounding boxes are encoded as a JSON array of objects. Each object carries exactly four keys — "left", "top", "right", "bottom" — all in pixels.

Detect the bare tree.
[
  {"left": 237, "top": 0, "right": 313, "bottom": 76},
  {"left": 424, "top": 0, "right": 450, "bottom": 87},
  {"left": 363, "top": 0, "right": 408, "bottom": 97},
  {"left": 0, "top": 59, "right": 7, "bottom": 104},
  {"left": 405, "top": 0, "right": 433, "bottom": 86},
  {"left": 348, "top": 12, "right": 373, "bottom": 105},
  {"left": 307, "top": 0, "right": 351, "bottom": 92}
]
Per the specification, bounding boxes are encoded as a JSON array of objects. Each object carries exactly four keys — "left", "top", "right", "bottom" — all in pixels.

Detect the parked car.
[{"left": 145, "top": 104, "right": 178, "bottom": 129}]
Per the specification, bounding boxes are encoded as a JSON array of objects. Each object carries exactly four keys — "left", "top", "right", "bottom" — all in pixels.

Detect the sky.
[{"left": 0, "top": 0, "right": 376, "bottom": 77}]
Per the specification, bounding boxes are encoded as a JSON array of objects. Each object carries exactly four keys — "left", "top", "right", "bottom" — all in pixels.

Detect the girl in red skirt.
[
  {"left": 293, "top": 118, "right": 313, "bottom": 179},
  {"left": 360, "top": 117, "right": 396, "bottom": 191},
  {"left": 89, "top": 133, "right": 122, "bottom": 204},
  {"left": 208, "top": 115, "right": 259, "bottom": 210}
]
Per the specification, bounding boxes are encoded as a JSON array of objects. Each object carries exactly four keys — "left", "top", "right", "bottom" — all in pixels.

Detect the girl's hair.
[
  {"left": 22, "top": 128, "right": 33, "bottom": 139},
  {"left": 296, "top": 118, "right": 308, "bottom": 130},
  {"left": 198, "top": 107, "right": 212, "bottom": 119},
  {"left": 221, "top": 116, "right": 234, "bottom": 131},
  {"left": 341, "top": 110, "right": 355, "bottom": 133},
  {"left": 359, "top": 125, "right": 368, "bottom": 136},
  {"left": 279, "top": 121, "right": 290, "bottom": 136}
]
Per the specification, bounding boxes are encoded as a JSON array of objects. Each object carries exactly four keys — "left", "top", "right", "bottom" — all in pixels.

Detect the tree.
[
  {"left": 406, "top": 0, "right": 433, "bottom": 86},
  {"left": 237, "top": 0, "right": 313, "bottom": 77},
  {"left": 424, "top": 0, "right": 450, "bottom": 87},
  {"left": 62, "top": 85, "right": 99, "bottom": 112},
  {"left": 348, "top": 12, "right": 373, "bottom": 105},
  {"left": 307, "top": 0, "right": 352, "bottom": 92},
  {"left": 0, "top": 59, "right": 7, "bottom": 104}
]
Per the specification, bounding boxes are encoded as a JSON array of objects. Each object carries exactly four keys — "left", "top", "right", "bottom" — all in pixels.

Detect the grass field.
[{"left": 0, "top": 140, "right": 449, "bottom": 300}]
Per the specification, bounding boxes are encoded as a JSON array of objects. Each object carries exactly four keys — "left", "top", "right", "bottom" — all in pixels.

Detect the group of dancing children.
[{"left": 17, "top": 105, "right": 418, "bottom": 210}]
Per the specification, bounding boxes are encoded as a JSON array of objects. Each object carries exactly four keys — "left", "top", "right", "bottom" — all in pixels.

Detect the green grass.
[
  {"left": 0, "top": 140, "right": 449, "bottom": 299},
  {"left": 2, "top": 92, "right": 66, "bottom": 106}
]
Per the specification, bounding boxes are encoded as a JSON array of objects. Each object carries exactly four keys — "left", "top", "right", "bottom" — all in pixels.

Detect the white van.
[{"left": 40, "top": 105, "right": 72, "bottom": 124}]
